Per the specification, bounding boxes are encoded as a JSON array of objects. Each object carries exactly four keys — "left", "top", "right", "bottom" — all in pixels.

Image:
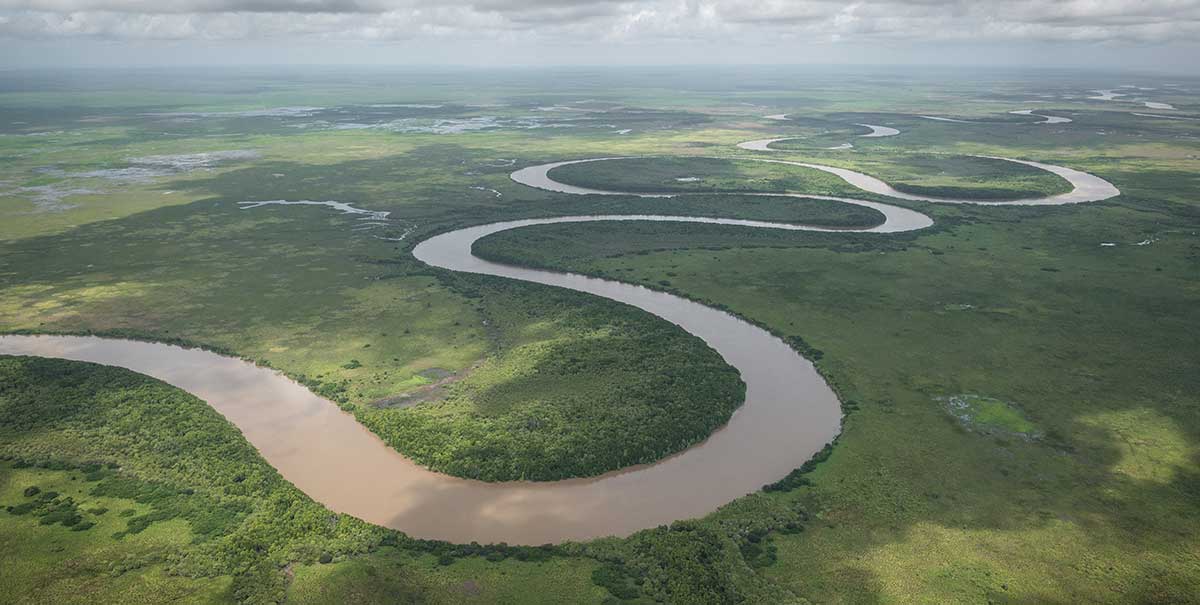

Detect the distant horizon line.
[{"left": 1, "top": 63, "right": 1195, "bottom": 76}]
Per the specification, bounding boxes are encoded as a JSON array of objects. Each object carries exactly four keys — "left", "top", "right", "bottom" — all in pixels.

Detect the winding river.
[
  {"left": 745, "top": 119, "right": 899, "bottom": 149},
  {"left": 0, "top": 140, "right": 1120, "bottom": 545},
  {"left": 1009, "top": 109, "right": 1073, "bottom": 124},
  {"left": 521, "top": 155, "right": 1118, "bottom": 206}
]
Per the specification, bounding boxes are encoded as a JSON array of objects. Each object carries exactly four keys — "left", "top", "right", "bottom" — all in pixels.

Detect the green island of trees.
[{"left": 351, "top": 275, "right": 746, "bottom": 481}]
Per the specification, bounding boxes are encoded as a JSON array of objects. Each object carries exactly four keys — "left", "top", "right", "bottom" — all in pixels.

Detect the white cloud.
[{"left": 1, "top": 0, "right": 1198, "bottom": 67}]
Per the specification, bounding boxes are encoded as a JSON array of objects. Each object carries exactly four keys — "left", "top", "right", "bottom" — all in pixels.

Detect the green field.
[
  {"left": 844, "top": 153, "right": 1074, "bottom": 200},
  {"left": 2, "top": 66, "right": 1199, "bottom": 604},
  {"left": 356, "top": 277, "right": 746, "bottom": 481},
  {"left": 548, "top": 157, "right": 856, "bottom": 196}
]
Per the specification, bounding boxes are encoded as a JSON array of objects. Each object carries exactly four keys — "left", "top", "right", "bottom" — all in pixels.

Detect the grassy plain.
[
  {"left": 845, "top": 153, "right": 1074, "bottom": 200},
  {"left": 1, "top": 66, "right": 1199, "bottom": 603},
  {"left": 477, "top": 143, "right": 1200, "bottom": 603},
  {"left": 0, "top": 355, "right": 600, "bottom": 604},
  {"left": 549, "top": 157, "right": 857, "bottom": 196}
]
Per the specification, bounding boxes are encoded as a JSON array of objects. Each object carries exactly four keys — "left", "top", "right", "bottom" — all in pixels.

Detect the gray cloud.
[
  {"left": 1, "top": 0, "right": 1198, "bottom": 65},
  {"left": 0, "top": 0, "right": 627, "bottom": 12},
  {"left": 0, "top": 0, "right": 391, "bottom": 13}
]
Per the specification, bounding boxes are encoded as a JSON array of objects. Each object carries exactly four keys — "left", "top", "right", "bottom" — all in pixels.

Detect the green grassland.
[
  {"left": 547, "top": 153, "right": 1072, "bottom": 206},
  {"left": 754, "top": 116, "right": 881, "bottom": 147},
  {"left": 548, "top": 157, "right": 858, "bottom": 196},
  {"left": 1, "top": 66, "right": 1199, "bottom": 603},
  {"left": 0, "top": 355, "right": 604, "bottom": 605},
  {"left": 0, "top": 196, "right": 744, "bottom": 482},
  {"left": 475, "top": 151, "right": 1200, "bottom": 602},
  {"left": 837, "top": 153, "right": 1073, "bottom": 200},
  {"left": 0, "top": 355, "right": 820, "bottom": 605},
  {"left": 940, "top": 394, "right": 1039, "bottom": 438},
  {"left": 552, "top": 192, "right": 886, "bottom": 228},
  {"left": 355, "top": 276, "right": 745, "bottom": 481}
]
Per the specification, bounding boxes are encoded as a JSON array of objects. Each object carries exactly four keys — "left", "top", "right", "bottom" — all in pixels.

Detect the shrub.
[
  {"left": 8, "top": 503, "right": 34, "bottom": 515},
  {"left": 763, "top": 442, "right": 835, "bottom": 492},
  {"left": 591, "top": 563, "right": 641, "bottom": 600}
]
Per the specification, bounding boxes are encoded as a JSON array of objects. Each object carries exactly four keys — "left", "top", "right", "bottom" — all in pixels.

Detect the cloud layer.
[{"left": 1, "top": 0, "right": 1198, "bottom": 44}]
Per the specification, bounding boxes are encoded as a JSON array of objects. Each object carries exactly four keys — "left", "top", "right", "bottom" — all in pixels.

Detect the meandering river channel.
[{"left": 0, "top": 144, "right": 1119, "bottom": 544}]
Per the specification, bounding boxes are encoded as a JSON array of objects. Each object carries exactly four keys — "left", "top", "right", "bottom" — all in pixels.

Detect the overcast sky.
[{"left": 2, "top": 0, "right": 1198, "bottom": 71}]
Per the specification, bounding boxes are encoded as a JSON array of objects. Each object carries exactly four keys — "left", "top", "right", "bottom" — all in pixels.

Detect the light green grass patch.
[
  {"left": 287, "top": 548, "right": 606, "bottom": 605},
  {"left": 940, "top": 394, "right": 1039, "bottom": 438},
  {"left": 0, "top": 466, "right": 232, "bottom": 605}
]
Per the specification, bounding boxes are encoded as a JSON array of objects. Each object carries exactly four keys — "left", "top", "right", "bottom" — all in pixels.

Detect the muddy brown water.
[
  {"left": 0, "top": 146, "right": 1119, "bottom": 545},
  {"left": 0, "top": 212, "right": 876, "bottom": 544}
]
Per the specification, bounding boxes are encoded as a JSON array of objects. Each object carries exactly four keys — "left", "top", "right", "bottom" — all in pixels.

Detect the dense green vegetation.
[
  {"left": 0, "top": 355, "right": 390, "bottom": 603},
  {"left": 751, "top": 116, "right": 898, "bottom": 151},
  {"left": 547, "top": 153, "right": 1071, "bottom": 203},
  {"left": 0, "top": 355, "right": 824, "bottom": 604},
  {"left": 2, "top": 66, "right": 1199, "bottom": 603},
  {"left": 355, "top": 275, "right": 745, "bottom": 481},
  {"left": 0, "top": 356, "right": 619, "bottom": 603},
  {"left": 477, "top": 159, "right": 1200, "bottom": 602},
  {"left": 0, "top": 184, "right": 751, "bottom": 483},
  {"left": 557, "top": 192, "right": 885, "bottom": 228},
  {"left": 844, "top": 153, "right": 1073, "bottom": 200},
  {"left": 548, "top": 156, "right": 858, "bottom": 196},
  {"left": 472, "top": 217, "right": 930, "bottom": 275}
]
